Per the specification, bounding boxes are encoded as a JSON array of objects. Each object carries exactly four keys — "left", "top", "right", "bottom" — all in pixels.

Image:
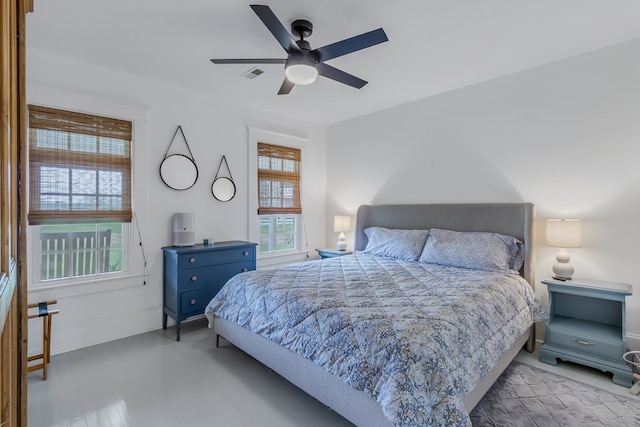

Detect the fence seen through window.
[
  {"left": 260, "top": 216, "right": 296, "bottom": 253},
  {"left": 39, "top": 223, "right": 123, "bottom": 281}
]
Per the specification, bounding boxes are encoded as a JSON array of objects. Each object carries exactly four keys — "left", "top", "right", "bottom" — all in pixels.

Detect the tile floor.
[
  {"left": 28, "top": 319, "right": 640, "bottom": 427},
  {"left": 28, "top": 319, "right": 352, "bottom": 427}
]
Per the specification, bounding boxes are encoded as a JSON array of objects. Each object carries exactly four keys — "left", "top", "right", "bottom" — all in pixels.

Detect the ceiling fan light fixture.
[
  {"left": 285, "top": 64, "right": 318, "bottom": 85},
  {"left": 285, "top": 55, "right": 318, "bottom": 85}
]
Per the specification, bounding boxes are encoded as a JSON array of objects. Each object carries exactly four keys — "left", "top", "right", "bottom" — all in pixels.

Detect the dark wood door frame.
[{"left": 1, "top": 1, "right": 33, "bottom": 426}]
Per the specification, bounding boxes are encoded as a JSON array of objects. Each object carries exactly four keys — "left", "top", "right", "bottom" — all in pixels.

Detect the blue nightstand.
[
  {"left": 540, "top": 278, "right": 634, "bottom": 386},
  {"left": 316, "top": 248, "right": 353, "bottom": 259}
]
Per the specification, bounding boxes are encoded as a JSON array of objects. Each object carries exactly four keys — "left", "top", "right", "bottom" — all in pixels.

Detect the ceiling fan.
[{"left": 211, "top": 4, "right": 388, "bottom": 95}]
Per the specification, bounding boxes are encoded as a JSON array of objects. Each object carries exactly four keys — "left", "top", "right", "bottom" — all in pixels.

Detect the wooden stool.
[{"left": 27, "top": 300, "right": 59, "bottom": 380}]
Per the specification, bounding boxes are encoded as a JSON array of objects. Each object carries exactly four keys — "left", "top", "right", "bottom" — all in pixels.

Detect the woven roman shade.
[
  {"left": 28, "top": 105, "right": 133, "bottom": 224},
  {"left": 257, "top": 142, "right": 302, "bottom": 214}
]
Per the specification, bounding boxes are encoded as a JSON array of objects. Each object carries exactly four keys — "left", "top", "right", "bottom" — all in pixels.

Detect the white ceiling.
[{"left": 27, "top": 0, "right": 640, "bottom": 125}]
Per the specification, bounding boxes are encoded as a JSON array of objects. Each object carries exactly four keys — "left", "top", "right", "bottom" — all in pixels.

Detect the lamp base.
[
  {"left": 552, "top": 252, "right": 574, "bottom": 281},
  {"left": 336, "top": 232, "right": 347, "bottom": 251}
]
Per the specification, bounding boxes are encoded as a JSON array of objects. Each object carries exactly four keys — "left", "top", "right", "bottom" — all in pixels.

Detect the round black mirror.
[
  {"left": 160, "top": 154, "right": 199, "bottom": 191},
  {"left": 211, "top": 176, "right": 236, "bottom": 202}
]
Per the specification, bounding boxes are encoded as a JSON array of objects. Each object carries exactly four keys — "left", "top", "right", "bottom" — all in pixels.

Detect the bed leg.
[
  {"left": 630, "top": 373, "right": 640, "bottom": 395},
  {"left": 526, "top": 326, "right": 535, "bottom": 353},
  {"left": 216, "top": 334, "right": 220, "bottom": 348}
]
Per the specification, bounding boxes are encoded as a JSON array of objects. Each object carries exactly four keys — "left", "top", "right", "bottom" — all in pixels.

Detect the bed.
[{"left": 205, "top": 203, "right": 545, "bottom": 426}]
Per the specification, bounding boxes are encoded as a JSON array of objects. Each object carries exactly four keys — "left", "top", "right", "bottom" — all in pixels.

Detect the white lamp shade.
[
  {"left": 333, "top": 215, "right": 352, "bottom": 233},
  {"left": 546, "top": 219, "right": 582, "bottom": 248}
]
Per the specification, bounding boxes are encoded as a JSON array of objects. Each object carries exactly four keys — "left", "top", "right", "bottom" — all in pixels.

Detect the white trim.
[
  {"left": 247, "top": 127, "right": 309, "bottom": 267},
  {"left": 26, "top": 273, "right": 148, "bottom": 300},
  {"left": 50, "top": 302, "right": 162, "bottom": 356},
  {"left": 27, "top": 82, "right": 151, "bottom": 118},
  {"left": 26, "top": 83, "right": 150, "bottom": 297},
  {"left": 257, "top": 251, "right": 309, "bottom": 269},
  {"left": 627, "top": 333, "right": 640, "bottom": 351}
]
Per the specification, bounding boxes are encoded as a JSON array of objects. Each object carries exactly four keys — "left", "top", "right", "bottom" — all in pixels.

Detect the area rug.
[{"left": 469, "top": 361, "right": 640, "bottom": 426}]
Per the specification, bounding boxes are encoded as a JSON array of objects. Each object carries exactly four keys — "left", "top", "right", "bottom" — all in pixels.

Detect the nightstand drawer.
[
  {"left": 178, "top": 261, "right": 253, "bottom": 290},
  {"left": 546, "top": 327, "right": 624, "bottom": 361},
  {"left": 180, "top": 246, "right": 255, "bottom": 269},
  {"left": 181, "top": 287, "right": 220, "bottom": 316}
]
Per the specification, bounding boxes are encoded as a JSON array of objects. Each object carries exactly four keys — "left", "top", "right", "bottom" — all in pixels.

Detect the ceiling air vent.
[{"left": 242, "top": 68, "right": 264, "bottom": 79}]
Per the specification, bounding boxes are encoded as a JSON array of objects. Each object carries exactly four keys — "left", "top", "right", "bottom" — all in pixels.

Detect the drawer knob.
[
  {"left": 243, "top": 251, "right": 249, "bottom": 256},
  {"left": 242, "top": 268, "right": 248, "bottom": 272},
  {"left": 572, "top": 338, "right": 593, "bottom": 346},
  {"left": 191, "top": 275, "right": 197, "bottom": 282},
  {"left": 189, "top": 257, "right": 196, "bottom": 264},
  {"left": 190, "top": 299, "right": 196, "bottom": 305}
]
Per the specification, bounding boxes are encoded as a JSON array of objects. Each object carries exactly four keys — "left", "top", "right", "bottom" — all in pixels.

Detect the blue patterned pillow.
[
  {"left": 418, "top": 228, "right": 525, "bottom": 272},
  {"left": 362, "top": 227, "right": 430, "bottom": 261}
]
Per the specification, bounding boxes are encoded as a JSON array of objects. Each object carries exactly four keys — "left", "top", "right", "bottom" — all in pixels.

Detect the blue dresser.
[
  {"left": 162, "top": 240, "right": 257, "bottom": 341},
  {"left": 540, "top": 278, "right": 633, "bottom": 386}
]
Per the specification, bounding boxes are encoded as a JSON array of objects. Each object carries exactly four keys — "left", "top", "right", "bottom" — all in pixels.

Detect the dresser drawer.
[
  {"left": 163, "top": 241, "right": 257, "bottom": 341},
  {"left": 181, "top": 287, "right": 220, "bottom": 316},
  {"left": 180, "top": 246, "right": 255, "bottom": 269},
  {"left": 546, "top": 327, "right": 624, "bottom": 361},
  {"left": 177, "top": 261, "right": 253, "bottom": 290}
]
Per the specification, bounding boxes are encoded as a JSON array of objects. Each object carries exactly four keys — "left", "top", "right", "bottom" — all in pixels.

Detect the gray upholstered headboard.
[{"left": 354, "top": 203, "right": 535, "bottom": 287}]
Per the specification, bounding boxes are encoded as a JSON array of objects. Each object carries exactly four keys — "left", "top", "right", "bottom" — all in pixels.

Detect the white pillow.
[
  {"left": 418, "top": 228, "right": 525, "bottom": 272},
  {"left": 362, "top": 227, "right": 430, "bottom": 261}
]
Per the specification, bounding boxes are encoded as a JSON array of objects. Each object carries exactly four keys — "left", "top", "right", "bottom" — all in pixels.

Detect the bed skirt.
[{"left": 214, "top": 317, "right": 532, "bottom": 427}]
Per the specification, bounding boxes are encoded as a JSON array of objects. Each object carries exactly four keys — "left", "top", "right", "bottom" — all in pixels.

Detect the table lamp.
[
  {"left": 546, "top": 219, "right": 582, "bottom": 280},
  {"left": 334, "top": 215, "right": 351, "bottom": 251}
]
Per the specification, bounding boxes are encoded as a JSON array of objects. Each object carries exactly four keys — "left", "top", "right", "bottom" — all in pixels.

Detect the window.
[
  {"left": 260, "top": 216, "right": 297, "bottom": 253},
  {"left": 38, "top": 223, "right": 123, "bottom": 281},
  {"left": 248, "top": 128, "right": 308, "bottom": 265},
  {"left": 257, "top": 143, "right": 301, "bottom": 254},
  {"left": 28, "top": 105, "right": 132, "bottom": 282}
]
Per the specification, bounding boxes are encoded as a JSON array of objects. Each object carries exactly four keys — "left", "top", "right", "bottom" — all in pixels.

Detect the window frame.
[
  {"left": 248, "top": 128, "right": 308, "bottom": 267},
  {"left": 27, "top": 84, "right": 149, "bottom": 298}
]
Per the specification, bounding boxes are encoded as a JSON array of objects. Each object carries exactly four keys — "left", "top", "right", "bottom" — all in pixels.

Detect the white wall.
[
  {"left": 26, "top": 48, "right": 328, "bottom": 355},
  {"left": 326, "top": 38, "right": 640, "bottom": 349},
  {"left": 27, "top": 36, "right": 640, "bottom": 354}
]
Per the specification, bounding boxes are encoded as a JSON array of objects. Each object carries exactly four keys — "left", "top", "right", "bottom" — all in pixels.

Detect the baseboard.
[
  {"left": 627, "top": 333, "right": 640, "bottom": 351},
  {"left": 34, "top": 317, "right": 640, "bottom": 359},
  {"left": 28, "top": 304, "right": 162, "bottom": 357}
]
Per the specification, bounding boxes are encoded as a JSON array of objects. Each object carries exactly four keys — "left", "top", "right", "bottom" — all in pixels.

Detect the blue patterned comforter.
[{"left": 205, "top": 253, "right": 546, "bottom": 426}]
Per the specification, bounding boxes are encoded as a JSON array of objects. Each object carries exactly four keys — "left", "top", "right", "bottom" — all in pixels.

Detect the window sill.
[
  {"left": 257, "top": 250, "right": 309, "bottom": 269},
  {"left": 28, "top": 271, "right": 148, "bottom": 300}
]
